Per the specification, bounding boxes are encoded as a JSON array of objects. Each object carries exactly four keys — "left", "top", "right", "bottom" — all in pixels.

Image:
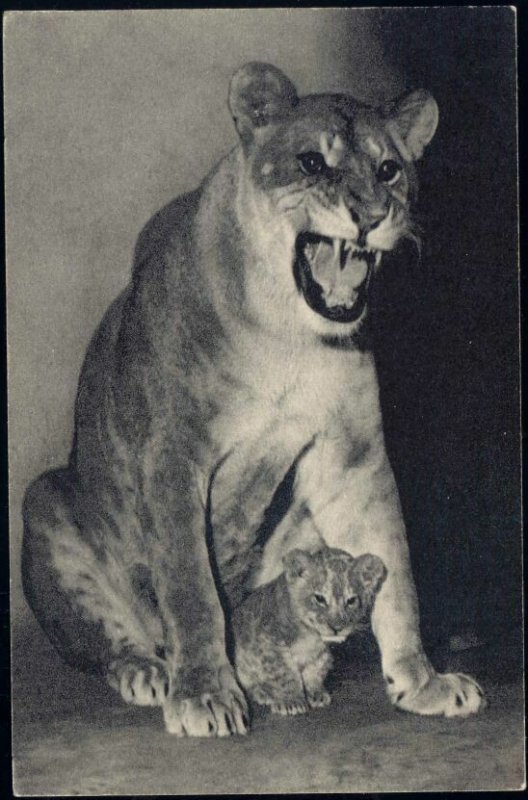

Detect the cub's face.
[
  {"left": 229, "top": 63, "right": 438, "bottom": 338},
  {"left": 283, "top": 548, "right": 387, "bottom": 643}
]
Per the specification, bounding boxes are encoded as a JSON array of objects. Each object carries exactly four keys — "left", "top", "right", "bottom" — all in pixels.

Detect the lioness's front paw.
[
  {"left": 390, "top": 672, "right": 485, "bottom": 718},
  {"left": 162, "top": 665, "right": 249, "bottom": 737},
  {"left": 270, "top": 697, "right": 308, "bottom": 716},
  {"left": 307, "top": 689, "right": 331, "bottom": 708}
]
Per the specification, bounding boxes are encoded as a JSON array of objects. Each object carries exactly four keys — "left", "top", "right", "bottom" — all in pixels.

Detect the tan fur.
[{"left": 22, "top": 63, "right": 484, "bottom": 738}]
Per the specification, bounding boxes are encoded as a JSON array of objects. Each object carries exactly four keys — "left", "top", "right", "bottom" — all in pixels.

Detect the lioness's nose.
[
  {"left": 349, "top": 205, "right": 386, "bottom": 246},
  {"left": 349, "top": 207, "right": 385, "bottom": 227}
]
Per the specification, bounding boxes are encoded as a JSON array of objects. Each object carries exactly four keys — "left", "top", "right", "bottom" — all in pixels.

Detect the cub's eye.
[
  {"left": 377, "top": 159, "right": 401, "bottom": 185},
  {"left": 297, "top": 151, "right": 327, "bottom": 176},
  {"left": 314, "top": 593, "right": 328, "bottom": 606},
  {"left": 346, "top": 595, "right": 360, "bottom": 608}
]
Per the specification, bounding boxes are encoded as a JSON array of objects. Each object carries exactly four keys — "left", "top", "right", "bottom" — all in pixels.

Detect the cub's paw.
[
  {"left": 270, "top": 697, "right": 309, "bottom": 716},
  {"left": 248, "top": 683, "right": 275, "bottom": 707},
  {"left": 107, "top": 656, "right": 169, "bottom": 707},
  {"left": 162, "top": 665, "right": 249, "bottom": 737},
  {"left": 306, "top": 689, "right": 331, "bottom": 709},
  {"left": 390, "top": 672, "right": 485, "bottom": 718}
]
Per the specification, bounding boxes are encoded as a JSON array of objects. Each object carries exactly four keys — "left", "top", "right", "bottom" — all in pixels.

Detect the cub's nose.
[{"left": 328, "top": 620, "right": 347, "bottom": 635}]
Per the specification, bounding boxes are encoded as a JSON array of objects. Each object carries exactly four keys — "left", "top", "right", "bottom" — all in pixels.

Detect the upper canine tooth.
[{"left": 305, "top": 241, "right": 318, "bottom": 260}]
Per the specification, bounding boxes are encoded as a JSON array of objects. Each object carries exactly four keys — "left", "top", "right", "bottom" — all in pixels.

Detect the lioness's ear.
[
  {"left": 385, "top": 90, "right": 439, "bottom": 161},
  {"left": 283, "top": 548, "right": 313, "bottom": 580},
  {"left": 354, "top": 554, "right": 387, "bottom": 595},
  {"left": 228, "top": 62, "right": 298, "bottom": 143}
]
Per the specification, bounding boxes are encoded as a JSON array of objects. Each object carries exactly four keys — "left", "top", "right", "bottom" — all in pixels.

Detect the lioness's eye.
[
  {"left": 297, "top": 151, "right": 327, "bottom": 176},
  {"left": 377, "top": 159, "right": 401, "bottom": 184},
  {"left": 314, "top": 593, "right": 327, "bottom": 606},
  {"left": 346, "top": 595, "right": 360, "bottom": 608}
]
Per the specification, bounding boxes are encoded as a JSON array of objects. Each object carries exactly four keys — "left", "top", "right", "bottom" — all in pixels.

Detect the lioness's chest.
[{"left": 210, "top": 335, "right": 378, "bottom": 453}]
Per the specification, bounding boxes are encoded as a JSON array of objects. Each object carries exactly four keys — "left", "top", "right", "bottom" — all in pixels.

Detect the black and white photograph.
[{"left": 5, "top": 6, "right": 523, "bottom": 794}]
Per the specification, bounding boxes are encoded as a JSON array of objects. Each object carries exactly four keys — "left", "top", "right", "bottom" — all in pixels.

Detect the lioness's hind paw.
[
  {"left": 108, "top": 657, "right": 169, "bottom": 707},
  {"left": 391, "top": 671, "right": 485, "bottom": 718}
]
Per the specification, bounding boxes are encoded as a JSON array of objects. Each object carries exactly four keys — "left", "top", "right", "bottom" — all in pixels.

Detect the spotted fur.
[
  {"left": 22, "top": 62, "right": 483, "bottom": 738},
  {"left": 233, "top": 547, "right": 386, "bottom": 715}
]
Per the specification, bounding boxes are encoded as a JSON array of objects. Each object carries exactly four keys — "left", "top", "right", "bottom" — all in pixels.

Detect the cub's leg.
[
  {"left": 293, "top": 436, "right": 486, "bottom": 719},
  {"left": 247, "top": 664, "right": 308, "bottom": 717},
  {"left": 22, "top": 469, "right": 169, "bottom": 707},
  {"left": 235, "top": 635, "right": 308, "bottom": 717},
  {"left": 302, "top": 649, "right": 333, "bottom": 709}
]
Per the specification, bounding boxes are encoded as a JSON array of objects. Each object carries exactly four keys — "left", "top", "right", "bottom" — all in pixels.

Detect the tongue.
[{"left": 307, "top": 240, "right": 369, "bottom": 308}]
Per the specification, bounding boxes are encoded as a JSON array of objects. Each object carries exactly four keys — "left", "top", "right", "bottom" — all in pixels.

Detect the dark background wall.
[
  {"left": 372, "top": 7, "right": 520, "bottom": 646},
  {"left": 7, "top": 9, "right": 519, "bottom": 650}
]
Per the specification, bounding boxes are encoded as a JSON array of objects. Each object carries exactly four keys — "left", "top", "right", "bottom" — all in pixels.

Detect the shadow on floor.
[{"left": 12, "top": 616, "right": 525, "bottom": 794}]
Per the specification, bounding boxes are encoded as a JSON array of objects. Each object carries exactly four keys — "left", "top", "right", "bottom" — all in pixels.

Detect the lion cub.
[{"left": 232, "top": 547, "right": 387, "bottom": 716}]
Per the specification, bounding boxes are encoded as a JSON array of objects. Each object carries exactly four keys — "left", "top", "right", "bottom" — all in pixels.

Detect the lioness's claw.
[{"left": 107, "top": 657, "right": 169, "bottom": 707}]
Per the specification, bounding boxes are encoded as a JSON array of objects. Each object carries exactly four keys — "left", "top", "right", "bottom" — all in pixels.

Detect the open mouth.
[{"left": 294, "top": 232, "right": 376, "bottom": 323}]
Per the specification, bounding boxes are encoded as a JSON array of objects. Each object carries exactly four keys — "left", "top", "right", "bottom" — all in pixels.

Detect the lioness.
[{"left": 22, "top": 62, "right": 484, "bottom": 736}]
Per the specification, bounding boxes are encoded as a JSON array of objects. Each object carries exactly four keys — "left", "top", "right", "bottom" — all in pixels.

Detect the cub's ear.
[
  {"left": 228, "top": 62, "right": 298, "bottom": 143},
  {"left": 385, "top": 89, "right": 439, "bottom": 161},
  {"left": 354, "top": 554, "right": 387, "bottom": 595},
  {"left": 283, "top": 548, "right": 313, "bottom": 580}
]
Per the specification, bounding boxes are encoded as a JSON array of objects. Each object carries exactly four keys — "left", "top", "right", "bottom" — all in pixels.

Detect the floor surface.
[{"left": 12, "top": 619, "right": 525, "bottom": 795}]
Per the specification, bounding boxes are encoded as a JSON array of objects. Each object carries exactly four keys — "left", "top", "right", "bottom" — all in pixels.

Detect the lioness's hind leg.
[{"left": 22, "top": 469, "right": 165, "bottom": 706}]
